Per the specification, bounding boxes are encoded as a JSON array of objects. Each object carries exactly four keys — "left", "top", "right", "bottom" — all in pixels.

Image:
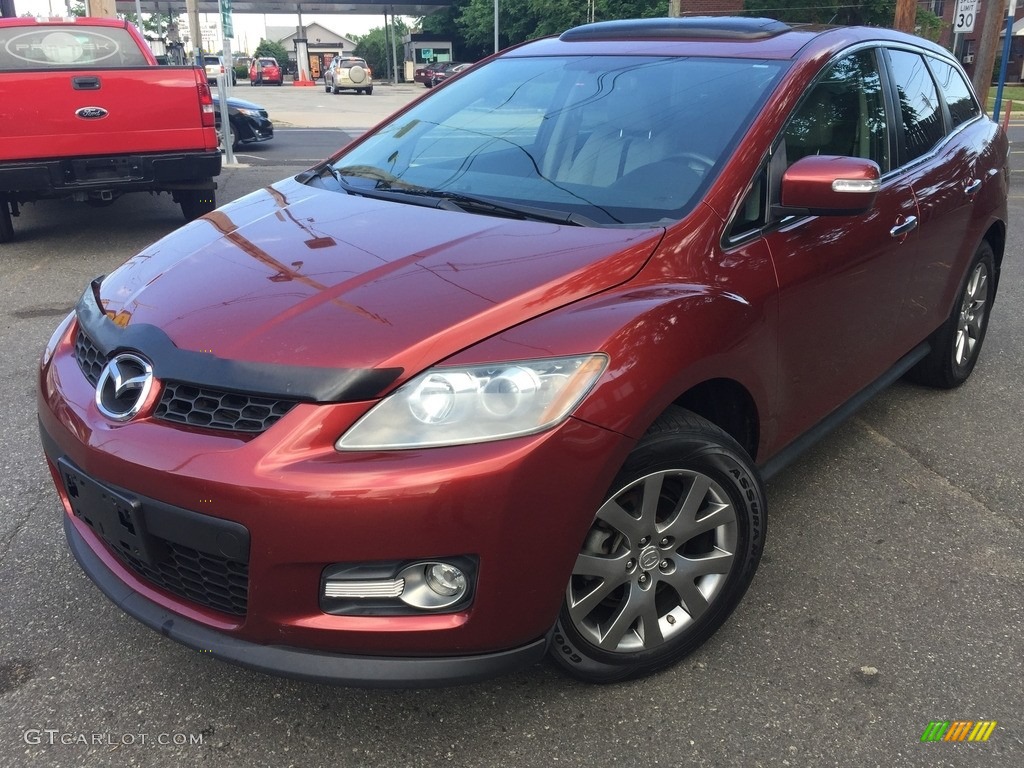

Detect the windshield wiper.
[
  {"left": 393, "top": 189, "right": 598, "bottom": 227},
  {"left": 315, "top": 164, "right": 597, "bottom": 226}
]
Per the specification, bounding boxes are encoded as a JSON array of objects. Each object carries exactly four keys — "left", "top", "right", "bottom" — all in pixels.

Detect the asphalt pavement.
[{"left": 0, "top": 83, "right": 1021, "bottom": 768}]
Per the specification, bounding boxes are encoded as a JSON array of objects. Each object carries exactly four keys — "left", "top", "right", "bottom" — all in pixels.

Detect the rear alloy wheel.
[
  {"left": 0, "top": 198, "right": 14, "bottom": 243},
  {"left": 908, "top": 241, "right": 995, "bottom": 389},
  {"left": 551, "top": 407, "right": 765, "bottom": 683},
  {"left": 177, "top": 189, "right": 216, "bottom": 221}
]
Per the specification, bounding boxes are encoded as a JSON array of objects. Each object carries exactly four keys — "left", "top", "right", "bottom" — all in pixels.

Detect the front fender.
[{"left": 445, "top": 278, "right": 777, "bottom": 445}]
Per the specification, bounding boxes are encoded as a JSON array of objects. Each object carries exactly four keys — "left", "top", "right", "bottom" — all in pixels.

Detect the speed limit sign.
[{"left": 953, "top": 0, "right": 980, "bottom": 33}]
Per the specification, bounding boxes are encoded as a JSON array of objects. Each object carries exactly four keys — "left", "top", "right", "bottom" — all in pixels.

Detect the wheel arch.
[
  {"left": 982, "top": 220, "right": 1006, "bottom": 297},
  {"left": 672, "top": 378, "right": 760, "bottom": 461}
]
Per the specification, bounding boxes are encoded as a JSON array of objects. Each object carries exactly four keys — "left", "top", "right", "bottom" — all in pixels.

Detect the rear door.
[{"left": 883, "top": 48, "right": 994, "bottom": 343}]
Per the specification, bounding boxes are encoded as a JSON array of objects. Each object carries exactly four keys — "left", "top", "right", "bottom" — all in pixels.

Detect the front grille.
[
  {"left": 155, "top": 382, "right": 297, "bottom": 433},
  {"left": 116, "top": 542, "right": 249, "bottom": 616},
  {"left": 59, "top": 458, "right": 251, "bottom": 617},
  {"left": 73, "top": 328, "right": 297, "bottom": 434},
  {"left": 74, "top": 329, "right": 104, "bottom": 386}
]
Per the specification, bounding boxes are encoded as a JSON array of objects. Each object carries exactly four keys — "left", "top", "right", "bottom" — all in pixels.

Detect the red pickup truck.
[{"left": 0, "top": 17, "right": 221, "bottom": 243}]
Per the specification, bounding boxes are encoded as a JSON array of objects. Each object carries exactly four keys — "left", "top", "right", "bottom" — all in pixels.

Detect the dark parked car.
[
  {"left": 430, "top": 61, "right": 472, "bottom": 86},
  {"left": 415, "top": 60, "right": 460, "bottom": 86},
  {"left": 39, "top": 18, "right": 1007, "bottom": 687},
  {"left": 212, "top": 96, "right": 274, "bottom": 151}
]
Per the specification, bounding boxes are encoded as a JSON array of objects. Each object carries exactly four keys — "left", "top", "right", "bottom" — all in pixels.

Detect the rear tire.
[
  {"left": 550, "top": 407, "right": 766, "bottom": 683},
  {"left": 177, "top": 189, "right": 216, "bottom": 221},
  {"left": 0, "top": 198, "right": 14, "bottom": 243},
  {"left": 908, "top": 241, "right": 996, "bottom": 389}
]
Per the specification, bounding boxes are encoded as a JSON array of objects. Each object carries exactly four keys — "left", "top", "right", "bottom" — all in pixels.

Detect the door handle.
[
  {"left": 965, "top": 179, "right": 982, "bottom": 195},
  {"left": 72, "top": 76, "right": 101, "bottom": 90},
  {"left": 889, "top": 216, "right": 918, "bottom": 238}
]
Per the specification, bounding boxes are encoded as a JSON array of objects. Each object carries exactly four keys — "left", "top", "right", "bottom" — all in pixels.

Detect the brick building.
[{"left": 923, "top": 0, "right": 1024, "bottom": 81}]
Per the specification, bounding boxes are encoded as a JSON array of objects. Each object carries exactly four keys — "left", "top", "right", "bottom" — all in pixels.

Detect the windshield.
[{"left": 325, "top": 55, "right": 785, "bottom": 227}]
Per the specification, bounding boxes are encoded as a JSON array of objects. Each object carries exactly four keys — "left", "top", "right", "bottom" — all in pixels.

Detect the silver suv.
[
  {"left": 203, "top": 55, "right": 236, "bottom": 86},
  {"left": 324, "top": 56, "right": 373, "bottom": 95}
]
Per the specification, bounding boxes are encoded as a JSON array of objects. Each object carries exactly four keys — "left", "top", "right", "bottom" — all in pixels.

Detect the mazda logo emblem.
[
  {"left": 75, "top": 107, "right": 109, "bottom": 120},
  {"left": 95, "top": 353, "right": 155, "bottom": 422}
]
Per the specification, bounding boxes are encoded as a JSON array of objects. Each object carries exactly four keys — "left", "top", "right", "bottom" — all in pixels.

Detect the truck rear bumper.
[{"left": 0, "top": 151, "right": 222, "bottom": 198}]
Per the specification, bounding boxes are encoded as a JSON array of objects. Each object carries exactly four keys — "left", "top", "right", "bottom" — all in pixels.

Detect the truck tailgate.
[{"left": 0, "top": 68, "right": 216, "bottom": 160}]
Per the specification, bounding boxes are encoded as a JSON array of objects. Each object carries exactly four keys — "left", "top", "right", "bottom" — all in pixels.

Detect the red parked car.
[
  {"left": 249, "top": 56, "right": 282, "bottom": 85},
  {"left": 39, "top": 18, "right": 1008, "bottom": 686}
]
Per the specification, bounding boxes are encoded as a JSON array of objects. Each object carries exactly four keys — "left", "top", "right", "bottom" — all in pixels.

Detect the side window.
[
  {"left": 927, "top": 56, "right": 980, "bottom": 129},
  {"left": 887, "top": 49, "right": 944, "bottom": 163},
  {"left": 783, "top": 49, "right": 889, "bottom": 172}
]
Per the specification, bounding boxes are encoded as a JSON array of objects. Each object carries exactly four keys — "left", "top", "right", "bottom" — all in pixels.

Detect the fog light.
[
  {"left": 398, "top": 560, "right": 470, "bottom": 610},
  {"left": 425, "top": 563, "right": 466, "bottom": 596}
]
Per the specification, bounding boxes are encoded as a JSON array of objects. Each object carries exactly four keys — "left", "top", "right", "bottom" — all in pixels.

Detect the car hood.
[
  {"left": 98, "top": 177, "right": 663, "bottom": 378},
  {"left": 214, "top": 96, "right": 264, "bottom": 111}
]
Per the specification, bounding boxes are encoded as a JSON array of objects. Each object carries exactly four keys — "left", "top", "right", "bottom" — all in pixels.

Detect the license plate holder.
[{"left": 58, "top": 459, "right": 162, "bottom": 566}]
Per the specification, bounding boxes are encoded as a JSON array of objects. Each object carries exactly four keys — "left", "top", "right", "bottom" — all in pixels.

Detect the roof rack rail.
[{"left": 560, "top": 16, "right": 792, "bottom": 42}]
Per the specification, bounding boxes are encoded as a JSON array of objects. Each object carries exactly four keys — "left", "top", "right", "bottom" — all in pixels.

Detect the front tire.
[
  {"left": 217, "top": 122, "right": 237, "bottom": 152},
  {"left": 550, "top": 407, "right": 766, "bottom": 683},
  {"left": 908, "top": 241, "right": 996, "bottom": 389}
]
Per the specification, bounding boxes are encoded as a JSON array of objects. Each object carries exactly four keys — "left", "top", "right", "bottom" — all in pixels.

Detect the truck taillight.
[{"left": 194, "top": 68, "right": 215, "bottom": 127}]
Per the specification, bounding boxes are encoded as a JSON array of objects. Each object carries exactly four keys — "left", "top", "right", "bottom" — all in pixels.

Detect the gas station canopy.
[{"left": 112, "top": 0, "right": 452, "bottom": 15}]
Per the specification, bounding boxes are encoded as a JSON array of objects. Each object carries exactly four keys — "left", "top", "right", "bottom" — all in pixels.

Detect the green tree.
[
  {"left": 419, "top": 0, "right": 667, "bottom": 61},
  {"left": 354, "top": 19, "right": 409, "bottom": 80},
  {"left": 253, "top": 39, "right": 289, "bottom": 64},
  {"left": 742, "top": 0, "right": 944, "bottom": 39}
]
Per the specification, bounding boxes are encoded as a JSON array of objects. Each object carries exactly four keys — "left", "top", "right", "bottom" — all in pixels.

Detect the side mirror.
[{"left": 778, "top": 155, "right": 881, "bottom": 216}]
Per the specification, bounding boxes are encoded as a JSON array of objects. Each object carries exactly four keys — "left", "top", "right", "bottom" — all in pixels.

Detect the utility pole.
[
  {"left": 186, "top": 0, "right": 202, "bottom": 66},
  {"left": 894, "top": 0, "right": 917, "bottom": 33},
  {"left": 971, "top": 0, "right": 1009, "bottom": 107},
  {"left": 668, "top": 0, "right": 681, "bottom": 17}
]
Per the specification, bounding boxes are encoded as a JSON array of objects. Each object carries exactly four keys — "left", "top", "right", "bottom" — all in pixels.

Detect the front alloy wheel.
[{"left": 551, "top": 408, "right": 765, "bottom": 682}]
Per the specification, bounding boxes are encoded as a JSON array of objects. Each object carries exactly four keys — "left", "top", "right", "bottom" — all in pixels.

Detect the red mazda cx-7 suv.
[{"left": 39, "top": 18, "right": 1008, "bottom": 685}]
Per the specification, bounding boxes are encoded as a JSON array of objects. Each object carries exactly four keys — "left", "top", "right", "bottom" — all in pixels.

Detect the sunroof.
[{"left": 560, "top": 17, "right": 792, "bottom": 42}]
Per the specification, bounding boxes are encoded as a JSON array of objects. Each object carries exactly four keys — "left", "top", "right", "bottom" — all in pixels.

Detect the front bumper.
[
  {"left": 64, "top": 514, "right": 549, "bottom": 687},
  {"left": 38, "top": 316, "right": 634, "bottom": 685}
]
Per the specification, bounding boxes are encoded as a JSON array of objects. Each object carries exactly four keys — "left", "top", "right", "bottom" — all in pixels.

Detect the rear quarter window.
[
  {"left": 927, "top": 56, "right": 981, "bottom": 129},
  {"left": 0, "top": 25, "right": 149, "bottom": 69}
]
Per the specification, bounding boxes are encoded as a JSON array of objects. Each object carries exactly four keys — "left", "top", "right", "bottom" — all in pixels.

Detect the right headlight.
[{"left": 336, "top": 354, "right": 608, "bottom": 450}]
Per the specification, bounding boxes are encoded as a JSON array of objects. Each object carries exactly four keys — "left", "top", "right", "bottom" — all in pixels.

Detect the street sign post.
[
  {"left": 220, "top": 0, "right": 233, "bottom": 39},
  {"left": 953, "top": 0, "right": 980, "bottom": 34}
]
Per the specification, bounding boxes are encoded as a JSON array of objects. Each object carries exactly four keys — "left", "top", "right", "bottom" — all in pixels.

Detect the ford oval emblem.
[{"left": 76, "top": 107, "right": 109, "bottom": 120}]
